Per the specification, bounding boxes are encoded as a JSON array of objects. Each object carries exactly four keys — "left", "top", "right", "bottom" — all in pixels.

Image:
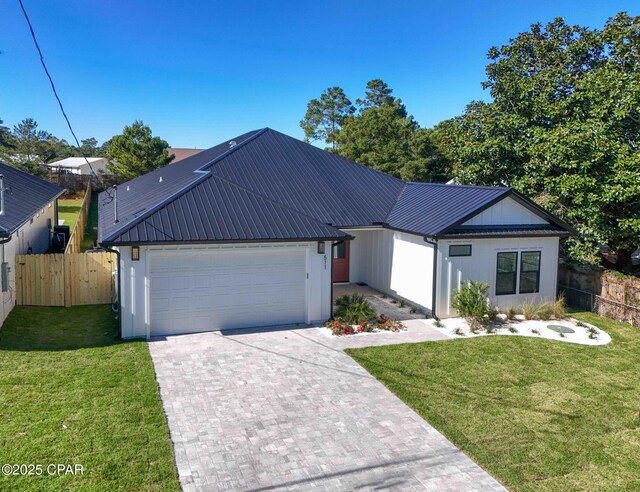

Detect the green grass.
[
  {"left": 347, "top": 312, "right": 640, "bottom": 491},
  {"left": 80, "top": 194, "right": 99, "bottom": 251},
  {"left": 0, "top": 305, "right": 179, "bottom": 491},
  {"left": 57, "top": 199, "right": 83, "bottom": 231}
]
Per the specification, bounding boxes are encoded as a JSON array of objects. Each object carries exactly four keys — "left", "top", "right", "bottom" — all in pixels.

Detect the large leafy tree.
[
  {"left": 300, "top": 87, "right": 354, "bottom": 150},
  {"left": 106, "top": 121, "right": 173, "bottom": 180},
  {"left": 444, "top": 13, "right": 640, "bottom": 273}
]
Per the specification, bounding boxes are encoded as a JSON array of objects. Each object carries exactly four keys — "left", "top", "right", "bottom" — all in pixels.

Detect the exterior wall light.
[
  {"left": 131, "top": 246, "right": 140, "bottom": 261},
  {"left": 317, "top": 241, "right": 325, "bottom": 254}
]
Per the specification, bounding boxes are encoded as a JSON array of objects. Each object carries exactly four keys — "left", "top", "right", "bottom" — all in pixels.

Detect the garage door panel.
[{"left": 150, "top": 247, "right": 307, "bottom": 336}]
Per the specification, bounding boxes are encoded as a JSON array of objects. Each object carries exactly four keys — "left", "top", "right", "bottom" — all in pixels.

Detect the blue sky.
[{"left": 1, "top": 1, "right": 637, "bottom": 148}]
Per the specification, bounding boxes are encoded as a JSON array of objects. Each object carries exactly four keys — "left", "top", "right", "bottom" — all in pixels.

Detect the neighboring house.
[
  {"left": 47, "top": 157, "right": 110, "bottom": 175},
  {"left": 167, "top": 147, "right": 204, "bottom": 163},
  {"left": 0, "top": 162, "right": 64, "bottom": 325},
  {"left": 97, "top": 128, "right": 574, "bottom": 339}
]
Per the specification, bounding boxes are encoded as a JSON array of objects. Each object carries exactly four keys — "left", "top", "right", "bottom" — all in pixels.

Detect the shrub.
[
  {"left": 508, "top": 325, "right": 518, "bottom": 333},
  {"left": 587, "top": 326, "right": 599, "bottom": 339},
  {"left": 537, "top": 303, "right": 554, "bottom": 321},
  {"left": 553, "top": 295, "right": 566, "bottom": 318},
  {"left": 325, "top": 318, "right": 355, "bottom": 336},
  {"left": 507, "top": 306, "right": 519, "bottom": 319},
  {"left": 451, "top": 280, "right": 492, "bottom": 320},
  {"left": 531, "top": 328, "right": 541, "bottom": 335},
  {"left": 453, "top": 327, "right": 465, "bottom": 336},
  {"left": 434, "top": 319, "right": 444, "bottom": 328},
  {"left": 356, "top": 320, "right": 374, "bottom": 333},
  {"left": 399, "top": 300, "right": 406, "bottom": 308},
  {"left": 521, "top": 299, "right": 540, "bottom": 320},
  {"left": 377, "top": 314, "right": 403, "bottom": 332},
  {"left": 334, "top": 294, "right": 376, "bottom": 324}
]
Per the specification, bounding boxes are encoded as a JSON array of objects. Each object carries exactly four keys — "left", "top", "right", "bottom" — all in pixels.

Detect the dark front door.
[{"left": 332, "top": 241, "right": 350, "bottom": 283}]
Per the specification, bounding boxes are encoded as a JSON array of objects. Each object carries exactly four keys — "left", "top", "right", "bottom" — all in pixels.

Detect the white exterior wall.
[
  {"left": 463, "top": 197, "right": 547, "bottom": 226},
  {"left": 345, "top": 229, "right": 434, "bottom": 312},
  {"left": 1, "top": 200, "right": 56, "bottom": 325},
  {"left": 118, "top": 241, "right": 332, "bottom": 339},
  {"left": 436, "top": 237, "right": 559, "bottom": 317}
]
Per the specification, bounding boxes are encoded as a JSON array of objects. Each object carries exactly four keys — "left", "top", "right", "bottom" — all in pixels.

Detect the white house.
[
  {"left": 0, "top": 163, "right": 63, "bottom": 325},
  {"left": 47, "top": 157, "right": 110, "bottom": 175},
  {"left": 97, "top": 128, "right": 574, "bottom": 339}
]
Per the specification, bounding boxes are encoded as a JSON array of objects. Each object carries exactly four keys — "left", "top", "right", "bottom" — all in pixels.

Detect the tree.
[
  {"left": 444, "top": 12, "right": 640, "bottom": 273},
  {"left": 356, "top": 79, "right": 397, "bottom": 109},
  {"left": 335, "top": 79, "right": 451, "bottom": 180},
  {"left": 106, "top": 121, "right": 173, "bottom": 180},
  {"left": 300, "top": 87, "right": 354, "bottom": 150},
  {"left": 79, "top": 137, "right": 99, "bottom": 157},
  {"left": 0, "top": 118, "right": 50, "bottom": 176},
  {"left": 0, "top": 117, "right": 10, "bottom": 149}
]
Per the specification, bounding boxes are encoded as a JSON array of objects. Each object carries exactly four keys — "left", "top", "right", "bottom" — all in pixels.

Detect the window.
[
  {"left": 449, "top": 244, "right": 472, "bottom": 257},
  {"left": 519, "top": 251, "right": 541, "bottom": 293},
  {"left": 333, "top": 241, "right": 346, "bottom": 259},
  {"left": 496, "top": 252, "right": 518, "bottom": 295}
]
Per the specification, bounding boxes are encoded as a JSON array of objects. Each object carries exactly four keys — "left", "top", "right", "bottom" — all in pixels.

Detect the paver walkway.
[{"left": 150, "top": 325, "right": 506, "bottom": 491}]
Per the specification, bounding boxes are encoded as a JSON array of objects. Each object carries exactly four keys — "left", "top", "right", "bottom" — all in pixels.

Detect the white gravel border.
[{"left": 424, "top": 317, "right": 611, "bottom": 346}]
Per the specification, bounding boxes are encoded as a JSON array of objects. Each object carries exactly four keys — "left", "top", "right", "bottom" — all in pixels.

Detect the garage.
[{"left": 148, "top": 246, "right": 308, "bottom": 336}]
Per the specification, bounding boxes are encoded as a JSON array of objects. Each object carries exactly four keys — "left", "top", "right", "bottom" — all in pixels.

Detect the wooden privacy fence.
[
  {"left": 65, "top": 182, "right": 92, "bottom": 254},
  {"left": 15, "top": 252, "right": 116, "bottom": 307}
]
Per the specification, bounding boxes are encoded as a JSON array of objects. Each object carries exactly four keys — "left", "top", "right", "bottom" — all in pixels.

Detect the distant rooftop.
[
  {"left": 168, "top": 148, "right": 204, "bottom": 163},
  {"left": 47, "top": 157, "right": 107, "bottom": 169}
]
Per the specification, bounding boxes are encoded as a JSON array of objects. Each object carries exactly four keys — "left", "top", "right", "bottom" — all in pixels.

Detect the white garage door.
[{"left": 149, "top": 247, "right": 307, "bottom": 336}]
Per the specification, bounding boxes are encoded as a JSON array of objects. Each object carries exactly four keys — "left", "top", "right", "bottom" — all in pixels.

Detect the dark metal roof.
[
  {"left": 99, "top": 128, "right": 572, "bottom": 245},
  {"left": 204, "top": 129, "right": 406, "bottom": 226},
  {"left": 101, "top": 171, "right": 349, "bottom": 245},
  {"left": 385, "top": 182, "right": 511, "bottom": 237},
  {"left": 0, "top": 162, "right": 64, "bottom": 235},
  {"left": 442, "top": 224, "right": 570, "bottom": 239}
]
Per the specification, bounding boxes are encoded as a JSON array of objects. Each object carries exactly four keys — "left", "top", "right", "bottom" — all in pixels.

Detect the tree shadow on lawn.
[{"left": 0, "top": 304, "right": 128, "bottom": 352}]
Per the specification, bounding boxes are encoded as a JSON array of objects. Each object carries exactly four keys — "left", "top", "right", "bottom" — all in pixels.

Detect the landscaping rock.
[
  {"left": 514, "top": 314, "right": 526, "bottom": 321},
  {"left": 495, "top": 313, "right": 508, "bottom": 323}
]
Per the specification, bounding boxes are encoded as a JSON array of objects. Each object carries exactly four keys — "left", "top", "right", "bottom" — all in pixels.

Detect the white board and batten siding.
[
  {"left": 435, "top": 196, "right": 559, "bottom": 317},
  {"left": 435, "top": 237, "right": 559, "bottom": 318},
  {"left": 118, "top": 242, "right": 331, "bottom": 339},
  {"left": 463, "top": 197, "right": 548, "bottom": 226},
  {"left": 345, "top": 229, "right": 435, "bottom": 312}
]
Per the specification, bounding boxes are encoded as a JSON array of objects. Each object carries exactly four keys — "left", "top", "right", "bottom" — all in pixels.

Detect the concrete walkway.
[{"left": 150, "top": 326, "right": 505, "bottom": 491}]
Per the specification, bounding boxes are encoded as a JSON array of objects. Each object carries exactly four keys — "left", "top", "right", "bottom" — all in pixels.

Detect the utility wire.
[{"left": 18, "top": 0, "right": 111, "bottom": 198}]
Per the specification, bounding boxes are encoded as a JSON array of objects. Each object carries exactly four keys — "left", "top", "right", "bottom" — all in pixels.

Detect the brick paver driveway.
[{"left": 149, "top": 326, "right": 506, "bottom": 491}]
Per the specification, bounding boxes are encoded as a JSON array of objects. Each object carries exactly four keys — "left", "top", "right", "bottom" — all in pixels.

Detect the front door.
[{"left": 332, "top": 241, "right": 350, "bottom": 283}]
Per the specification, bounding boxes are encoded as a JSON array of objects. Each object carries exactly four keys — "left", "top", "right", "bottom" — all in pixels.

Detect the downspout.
[
  {"left": 424, "top": 237, "right": 438, "bottom": 319},
  {"left": 101, "top": 245, "right": 122, "bottom": 339}
]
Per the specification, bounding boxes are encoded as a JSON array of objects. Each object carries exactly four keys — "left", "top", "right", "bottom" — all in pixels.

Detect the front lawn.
[
  {"left": 0, "top": 305, "right": 179, "bottom": 491},
  {"left": 347, "top": 312, "right": 640, "bottom": 491}
]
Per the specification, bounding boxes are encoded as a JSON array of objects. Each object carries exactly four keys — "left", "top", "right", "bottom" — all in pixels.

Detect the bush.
[
  {"left": 377, "top": 314, "right": 403, "bottom": 332},
  {"left": 325, "top": 318, "right": 355, "bottom": 336},
  {"left": 553, "top": 295, "right": 566, "bottom": 318},
  {"left": 334, "top": 294, "right": 376, "bottom": 324},
  {"left": 451, "top": 280, "right": 492, "bottom": 321}
]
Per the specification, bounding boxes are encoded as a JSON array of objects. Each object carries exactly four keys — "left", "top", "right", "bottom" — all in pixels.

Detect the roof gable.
[{"left": 385, "top": 183, "right": 510, "bottom": 237}]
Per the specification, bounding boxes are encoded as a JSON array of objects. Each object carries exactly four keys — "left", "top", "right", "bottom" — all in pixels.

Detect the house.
[
  {"left": 97, "top": 128, "right": 573, "bottom": 339},
  {"left": 167, "top": 147, "right": 204, "bottom": 163},
  {"left": 47, "top": 157, "right": 110, "bottom": 175},
  {"left": 0, "top": 162, "right": 64, "bottom": 325}
]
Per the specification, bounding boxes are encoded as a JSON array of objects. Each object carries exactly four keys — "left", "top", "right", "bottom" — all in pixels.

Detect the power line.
[{"left": 18, "top": 0, "right": 109, "bottom": 193}]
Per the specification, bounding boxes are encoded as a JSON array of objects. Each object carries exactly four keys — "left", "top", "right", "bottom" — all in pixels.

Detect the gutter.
[
  {"left": 423, "top": 237, "right": 438, "bottom": 319},
  {"left": 100, "top": 245, "right": 122, "bottom": 339}
]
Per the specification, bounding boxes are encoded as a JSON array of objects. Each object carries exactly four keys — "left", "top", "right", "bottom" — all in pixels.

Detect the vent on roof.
[
  {"left": 159, "top": 177, "right": 163, "bottom": 183},
  {"left": 229, "top": 140, "right": 237, "bottom": 148},
  {"left": 0, "top": 174, "right": 4, "bottom": 216}
]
